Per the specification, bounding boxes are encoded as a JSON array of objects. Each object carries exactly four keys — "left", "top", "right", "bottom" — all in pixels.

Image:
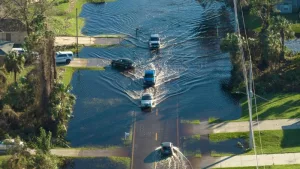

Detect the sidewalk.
[
  {"left": 190, "top": 152, "right": 300, "bottom": 168},
  {"left": 29, "top": 148, "right": 130, "bottom": 157},
  {"left": 63, "top": 58, "right": 110, "bottom": 68},
  {"left": 55, "top": 36, "right": 122, "bottom": 46},
  {"left": 181, "top": 119, "right": 300, "bottom": 135}
]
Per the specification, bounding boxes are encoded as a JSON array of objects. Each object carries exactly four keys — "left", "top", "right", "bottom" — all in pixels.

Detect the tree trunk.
[
  {"left": 280, "top": 30, "right": 285, "bottom": 60},
  {"left": 14, "top": 71, "right": 17, "bottom": 83}
]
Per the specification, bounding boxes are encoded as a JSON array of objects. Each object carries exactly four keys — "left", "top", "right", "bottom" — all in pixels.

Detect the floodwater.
[{"left": 66, "top": 0, "right": 241, "bottom": 167}]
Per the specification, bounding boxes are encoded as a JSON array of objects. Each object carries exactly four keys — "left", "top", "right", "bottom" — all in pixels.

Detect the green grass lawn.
[
  {"left": 63, "top": 157, "right": 130, "bottom": 169},
  {"left": 215, "top": 165, "right": 300, "bottom": 169},
  {"left": 210, "top": 129, "right": 300, "bottom": 156},
  {"left": 182, "top": 135, "right": 201, "bottom": 157},
  {"left": 208, "top": 117, "right": 224, "bottom": 124},
  {"left": 180, "top": 119, "right": 200, "bottom": 125},
  {"left": 6, "top": 65, "right": 35, "bottom": 85},
  {"left": 238, "top": 93, "right": 300, "bottom": 121},
  {"left": 0, "top": 155, "right": 10, "bottom": 167},
  {"left": 57, "top": 66, "right": 104, "bottom": 86}
]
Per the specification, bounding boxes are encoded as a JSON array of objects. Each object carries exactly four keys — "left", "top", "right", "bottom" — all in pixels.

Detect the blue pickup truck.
[{"left": 144, "top": 70, "right": 156, "bottom": 87}]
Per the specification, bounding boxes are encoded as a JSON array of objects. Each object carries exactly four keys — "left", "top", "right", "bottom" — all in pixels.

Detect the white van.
[{"left": 56, "top": 51, "right": 74, "bottom": 64}]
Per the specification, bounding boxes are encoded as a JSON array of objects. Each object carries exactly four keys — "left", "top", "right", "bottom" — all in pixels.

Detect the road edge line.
[{"left": 130, "top": 111, "right": 136, "bottom": 169}]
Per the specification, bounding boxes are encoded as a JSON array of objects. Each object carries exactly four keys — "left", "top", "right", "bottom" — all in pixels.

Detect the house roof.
[
  {"left": 0, "top": 19, "right": 26, "bottom": 32},
  {"left": 0, "top": 41, "right": 14, "bottom": 56}
]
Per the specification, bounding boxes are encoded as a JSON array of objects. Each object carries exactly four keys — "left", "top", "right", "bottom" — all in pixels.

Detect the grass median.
[
  {"left": 210, "top": 129, "right": 300, "bottom": 157},
  {"left": 180, "top": 119, "right": 200, "bottom": 125}
]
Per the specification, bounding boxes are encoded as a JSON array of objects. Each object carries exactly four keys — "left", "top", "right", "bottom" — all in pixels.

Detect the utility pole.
[{"left": 76, "top": 8, "right": 79, "bottom": 57}]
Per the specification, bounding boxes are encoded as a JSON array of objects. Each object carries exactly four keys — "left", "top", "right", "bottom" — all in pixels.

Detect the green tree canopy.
[
  {"left": 4, "top": 52, "right": 25, "bottom": 83},
  {"left": 270, "top": 15, "right": 295, "bottom": 60}
]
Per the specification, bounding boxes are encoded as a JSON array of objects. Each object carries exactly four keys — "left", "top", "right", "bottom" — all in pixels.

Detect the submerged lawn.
[
  {"left": 238, "top": 93, "right": 300, "bottom": 121},
  {"left": 210, "top": 129, "right": 300, "bottom": 156},
  {"left": 182, "top": 135, "right": 201, "bottom": 157},
  {"left": 53, "top": 0, "right": 118, "bottom": 36},
  {"left": 58, "top": 66, "right": 104, "bottom": 86},
  {"left": 214, "top": 165, "right": 300, "bottom": 169}
]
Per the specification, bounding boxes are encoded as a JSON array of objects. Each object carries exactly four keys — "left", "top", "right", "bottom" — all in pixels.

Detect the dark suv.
[
  {"left": 111, "top": 59, "right": 135, "bottom": 70},
  {"left": 160, "top": 142, "right": 174, "bottom": 156}
]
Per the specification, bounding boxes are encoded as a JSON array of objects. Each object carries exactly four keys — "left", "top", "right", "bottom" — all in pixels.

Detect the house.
[
  {"left": 0, "top": 41, "right": 14, "bottom": 65},
  {"left": 0, "top": 19, "right": 27, "bottom": 44},
  {"left": 277, "top": 0, "right": 300, "bottom": 13}
]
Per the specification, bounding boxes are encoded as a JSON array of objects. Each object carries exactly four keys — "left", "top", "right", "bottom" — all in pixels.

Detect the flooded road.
[{"left": 66, "top": 0, "right": 241, "bottom": 168}]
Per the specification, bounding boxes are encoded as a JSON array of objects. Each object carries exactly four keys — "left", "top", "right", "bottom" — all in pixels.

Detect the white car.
[
  {"left": 56, "top": 51, "right": 74, "bottom": 64},
  {"left": 140, "top": 93, "right": 154, "bottom": 109},
  {"left": 149, "top": 34, "right": 161, "bottom": 49},
  {"left": 0, "top": 139, "right": 24, "bottom": 150},
  {"left": 12, "top": 48, "right": 25, "bottom": 55}
]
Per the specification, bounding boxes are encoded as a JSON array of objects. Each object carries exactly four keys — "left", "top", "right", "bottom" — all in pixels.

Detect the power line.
[
  {"left": 232, "top": 0, "right": 259, "bottom": 168},
  {"left": 239, "top": 3, "right": 265, "bottom": 169}
]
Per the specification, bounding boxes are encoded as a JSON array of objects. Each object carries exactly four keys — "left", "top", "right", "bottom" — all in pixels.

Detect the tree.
[
  {"left": 0, "top": 66, "right": 7, "bottom": 85},
  {"left": 49, "top": 81, "right": 75, "bottom": 145},
  {"left": 3, "top": 77, "right": 35, "bottom": 112},
  {"left": 0, "top": 105, "right": 19, "bottom": 131},
  {"left": 4, "top": 52, "right": 25, "bottom": 83},
  {"left": 249, "top": 0, "right": 282, "bottom": 31},
  {"left": 220, "top": 33, "right": 244, "bottom": 88},
  {"left": 33, "top": 153, "right": 59, "bottom": 169},
  {"left": 0, "top": 0, "right": 57, "bottom": 35},
  {"left": 36, "top": 127, "right": 52, "bottom": 153},
  {"left": 270, "top": 16, "right": 295, "bottom": 60},
  {"left": 0, "top": 66, "right": 7, "bottom": 95}
]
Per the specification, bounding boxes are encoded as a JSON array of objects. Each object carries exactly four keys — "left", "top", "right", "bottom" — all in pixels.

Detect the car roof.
[
  {"left": 142, "top": 93, "right": 152, "bottom": 97},
  {"left": 150, "top": 34, "right": 159, "bottom": 38},
  {"left": 145, "top": 70, "right": 155, "bottom": 74},
  {"left": 118, "top": 58, "right": 133, "bottom": 63},
  {"left": 161, "top": 142, "right": 172, "bottom": 147},
  {"left": 12, "top": 48, "right": 24, "bottom": 51},
  {"left": 56, "top": 51, "right": 73, "bottom": 55}
]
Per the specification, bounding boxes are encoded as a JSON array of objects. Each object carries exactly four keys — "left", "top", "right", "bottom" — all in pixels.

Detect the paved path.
[
  {"left": 63, "top": 58, "right": 111, "bottom": 68},
  {"left": 189, "top": 152, "right": 300, "bottom": 168},
  {"left": 55, "top": 36, "right": 122, "bottom": 46},
  {"left": 181, "top": 119, "right": 300, "bottom": 135},
  {"left": 29, "top": 148, "right": 130, "bottom": 157}
]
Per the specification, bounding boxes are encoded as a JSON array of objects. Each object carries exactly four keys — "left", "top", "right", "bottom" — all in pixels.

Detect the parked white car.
[
  {"left": 12, "top": 48, "right": 25, "bottom": 55},
  {"left": 0, "top": 139, "right": 24, "bottom": 150},
  {"left": 140, "top": 93, "right": 154, "bottom": 110},
  {"left": 149, "top": 34, "right": 161, "bottom": 49},
  {"left": 56, "top": 51, "right": 74, "bottom": 64}
]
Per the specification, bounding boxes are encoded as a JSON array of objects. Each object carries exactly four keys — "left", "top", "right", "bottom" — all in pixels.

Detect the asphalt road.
[{"left": 131, "top": 108, "right": 179, "bottom": 169}]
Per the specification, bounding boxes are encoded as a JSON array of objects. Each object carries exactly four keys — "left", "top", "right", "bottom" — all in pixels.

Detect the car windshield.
[
  {"left": 150, "top": 37, "right": 159, "bottom": 41},
  {"left": 162, "top": 147, "right": 171, "bottom": 151},
  {"left": 142, "top": 95, "right": 152, "bottom": 100},
  {"left": 122, "top": 59, "right": 132, "bottom": 64},
  {"left": 144, "top": 73, "right": 154, "bottom": 78}
]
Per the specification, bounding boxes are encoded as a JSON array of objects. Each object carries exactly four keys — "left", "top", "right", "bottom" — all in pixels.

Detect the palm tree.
[
  {"left": 270, "top": 16, "right": 295, "bottom": 60},
  {"left": 4, "top": 52, "right": 25, "bottom": 83}
]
